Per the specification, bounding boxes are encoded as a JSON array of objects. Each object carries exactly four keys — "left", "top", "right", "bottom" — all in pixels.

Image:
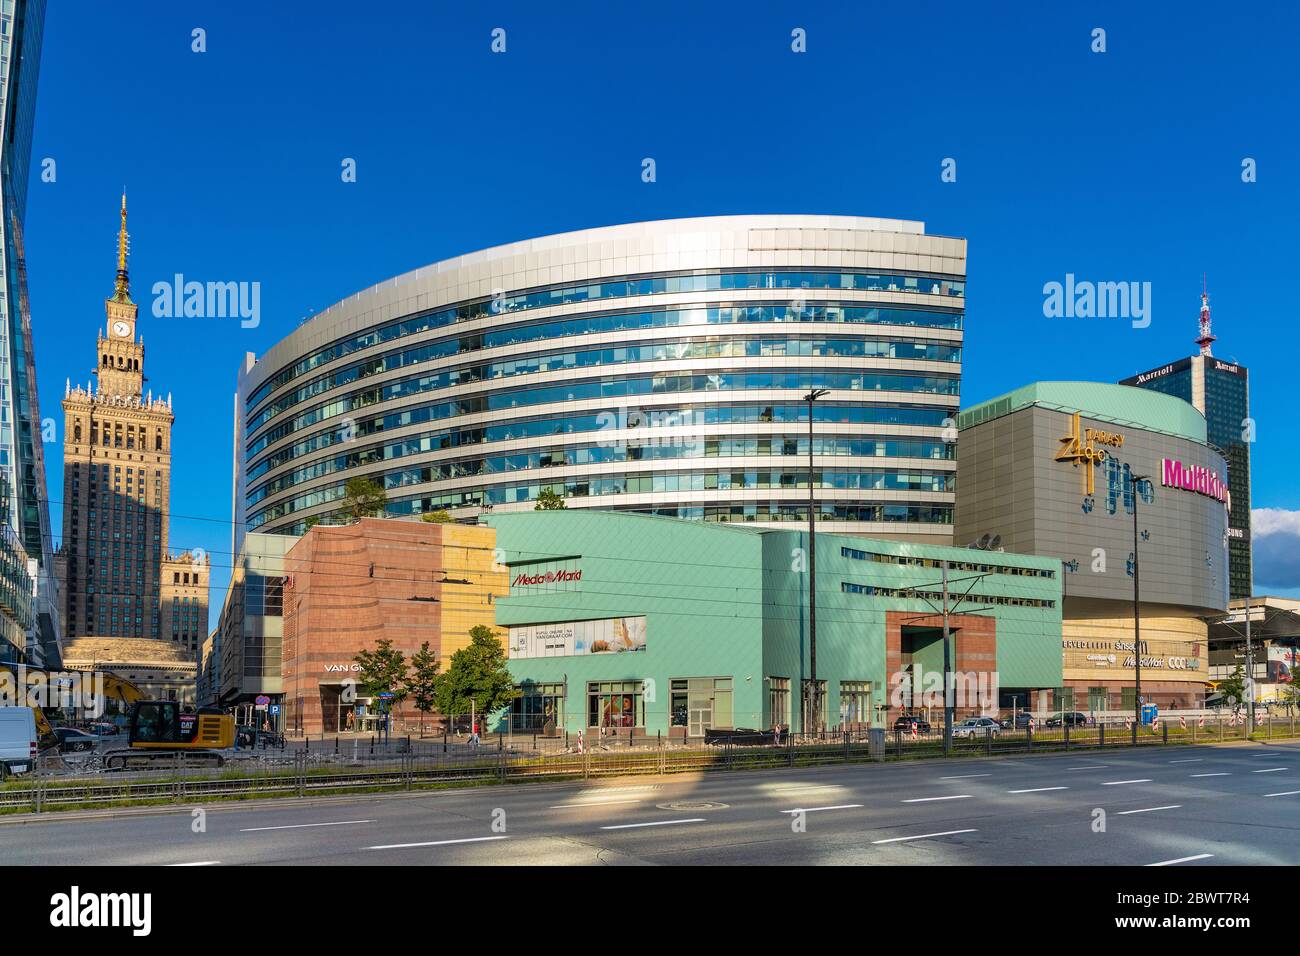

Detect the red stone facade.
[
  {"left": 885, "top": 610, "right": 999, "bottom": 717},
  {"left": 281, "top": 519, "right": 507, "bottom": 735}
]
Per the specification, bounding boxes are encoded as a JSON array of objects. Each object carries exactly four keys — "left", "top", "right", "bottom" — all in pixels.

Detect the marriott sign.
[{"left": 1161, "top": 458, "right": 1228, "bottom": 506}]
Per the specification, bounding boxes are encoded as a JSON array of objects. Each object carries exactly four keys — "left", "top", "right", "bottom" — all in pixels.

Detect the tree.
[
  {"left": 304, "top": 515, "right": 321, "bottom": 531},
  {"left": 405, "top": 642, "right": 441, "bottom": 736},
  {"left": 1216, "top": 665, "right": 1246, "bottom": 713},
  {"left": 342, "top": 476, "right": 387, "bottom": 522},
  {"left": 352, "top": 639, "right": 408, "bottom": 733},
  {"left": 421, "top": 510, "right": 454, "bottom": 523},
  {"left": 534, "top": 488, "right": 566, "bottom": 510},
  {"left": 434, "top": 625, "right": 515, "bottom": 732}
]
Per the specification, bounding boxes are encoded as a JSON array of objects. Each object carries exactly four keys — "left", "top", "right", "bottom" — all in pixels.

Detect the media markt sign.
[{"left": 509, "top": 559, "right": 583, "bottom": 593}]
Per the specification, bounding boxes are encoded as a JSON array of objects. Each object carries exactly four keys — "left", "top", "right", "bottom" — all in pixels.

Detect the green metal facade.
[
  {"left": 485, "top": 511, "right": 1062, "bottom": 734},
  {"left": 959, "top": 381, "right": 1208, "bottom": 445}
]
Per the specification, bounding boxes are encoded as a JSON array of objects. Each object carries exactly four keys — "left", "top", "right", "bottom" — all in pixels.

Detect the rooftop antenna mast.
[{"left": 1195, "top": 274, "right": 1216, "bottom": 357}]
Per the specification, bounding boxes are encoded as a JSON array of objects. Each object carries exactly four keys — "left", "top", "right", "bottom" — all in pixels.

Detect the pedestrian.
[{"left": 469, "top": 719, "right": 480, "bottom": 749}]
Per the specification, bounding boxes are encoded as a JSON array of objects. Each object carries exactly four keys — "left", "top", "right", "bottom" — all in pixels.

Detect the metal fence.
[{"left": 4, "top": 713, "right": 1295, "bottom": 815}]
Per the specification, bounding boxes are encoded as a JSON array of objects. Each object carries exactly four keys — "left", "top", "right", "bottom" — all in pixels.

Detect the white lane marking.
[
  {"left": 939, "top": 773, "right": 991, "bottom": 780},
  {"left": 1168, "top": 758, "right": 1203, "bottom": 764},
  {"left": 1252, "top": 768, "right": 1289, "bottom": 773},
  {"left": 1101, "top": 779, "right": 1153, "bottom": 786},
  {"left": 872, "top": 828, "right": 977, "bottom": 845},
  {"left": 549, "top": 799, "right": 644, "bottom": 809},
  {"left": 902, "top": 794, "right": 972, "bottom": 803},
  {"left": 600, "top": 818, "right": 706, "bottom": 830},
  {"left": 1146, "top": 853, "right": 1213, "bottom": 867},
  {"left": 239, "top": 819, "right": 373, "bottom": 832},
  {"left": 167, "top": 861, "right": 220, "bottom": 866},
  {"left": 779, "top": 804, "right": 864, "bottom": 814},
  {"left": 1191, "top": 772, "right": 1230, "bottom": 778},
  {"left": 1007, "top": 786, "right": 1069, "bottom": 794},
  {"left": 367, "top": 836, "right": 508, "bottom": 850},
  {"left": 1117, "top": 805, "right": 1182, "bottom": 815},
  {"left": 1264, "top": 790, "right": 1300, "bottom": 797},
  {"left": 1065, "top": 765, "right": 1110, "bottom": 770}
]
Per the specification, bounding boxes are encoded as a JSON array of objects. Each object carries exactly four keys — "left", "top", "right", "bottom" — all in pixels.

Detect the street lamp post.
[
  {"left": 1131, "top": 474, "right": 1149, "bottom": 742},
  {"left": 804, "top": 388, "right": 829, "bottom": 734}
]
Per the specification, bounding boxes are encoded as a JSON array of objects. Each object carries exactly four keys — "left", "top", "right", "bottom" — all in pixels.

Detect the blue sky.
[{"left": 23, "top": 1, "right": 1300, "bottom": 618}]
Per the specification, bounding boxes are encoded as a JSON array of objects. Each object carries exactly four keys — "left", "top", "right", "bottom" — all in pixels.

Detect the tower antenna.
[{"left": 1194, "top": 274, "right": 1216, "bottom": 357}]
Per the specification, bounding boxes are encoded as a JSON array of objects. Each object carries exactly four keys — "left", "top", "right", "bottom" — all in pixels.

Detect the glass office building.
[
  {"left": 235, "top": 216, "right": 966, "bottom": 549},
  {"left": 1121, "top": 355, "right": 1251, "bottom": 601},
  {"left": 0, "top": 0, "right": 55, "bottom": 664}
]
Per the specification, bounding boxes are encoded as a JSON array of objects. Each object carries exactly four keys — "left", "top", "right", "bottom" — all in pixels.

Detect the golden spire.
[{"left": 112, "top": 189, "right": 132, "bottom": 303}]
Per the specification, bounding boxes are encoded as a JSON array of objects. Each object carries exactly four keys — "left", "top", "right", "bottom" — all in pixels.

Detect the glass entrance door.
[{"left": 688, "top": 702, "right": 713, "bottom": 737}]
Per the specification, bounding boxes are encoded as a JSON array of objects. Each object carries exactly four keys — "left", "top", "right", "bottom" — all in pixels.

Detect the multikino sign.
[{"left": 1160, "top": 458, "right": 1228, "bottom": 505}]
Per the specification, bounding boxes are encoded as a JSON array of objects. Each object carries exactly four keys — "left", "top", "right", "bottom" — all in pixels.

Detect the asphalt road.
[{"left": 5, "top": 741, "right": 1299, "bottom": 866}]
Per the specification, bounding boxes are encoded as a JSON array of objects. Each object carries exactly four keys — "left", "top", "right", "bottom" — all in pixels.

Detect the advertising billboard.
[{"left": 508, "top": 616, "right": 647, "bottom": 659}]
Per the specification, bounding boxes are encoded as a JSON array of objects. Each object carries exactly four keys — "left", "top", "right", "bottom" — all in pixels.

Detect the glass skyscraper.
[
  {"left": 0, "top": 0, "right": 57, "bottom": 665},
  {"left": 1121, "top": 294, "right": 1252, "bottom": 601}
]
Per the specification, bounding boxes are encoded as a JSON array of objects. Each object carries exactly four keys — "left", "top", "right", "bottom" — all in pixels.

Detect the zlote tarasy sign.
[{"left": 1055, "top": 411, "right": 1125, "bottom": 495}]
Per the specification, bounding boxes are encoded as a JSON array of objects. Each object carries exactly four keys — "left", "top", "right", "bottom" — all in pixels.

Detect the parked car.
[
  {"left": 1000, "top": 712, "right": 1033, "bottom": 730},
  {"left": 893, "top": 715, "right": 932, "bottom": 733},
  {"left": 1045, "top": 711, "right": 1091, "bottom": 728},
  {"left": 953, "top": 716, "right": 1001, "bottom": 739},
  {"left": 53, "top": 727, "right": 98, "bottom": 754}
]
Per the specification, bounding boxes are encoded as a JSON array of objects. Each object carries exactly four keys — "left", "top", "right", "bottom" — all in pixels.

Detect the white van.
[{"left": 0, "top": 706, "right": 39, "bottom": 779}]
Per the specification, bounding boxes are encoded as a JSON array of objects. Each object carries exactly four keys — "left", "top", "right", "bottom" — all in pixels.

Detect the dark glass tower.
[
  {"left": 1120, "top": 290, "right": 1252, "bottom": 601},
  {"left": 0, "top": 0, "right": 56, "bottom": 664}
]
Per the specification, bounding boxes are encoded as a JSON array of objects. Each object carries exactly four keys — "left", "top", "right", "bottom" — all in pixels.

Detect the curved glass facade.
[{"left": 236, "top": 215, "right": 965, "bottom": 545}]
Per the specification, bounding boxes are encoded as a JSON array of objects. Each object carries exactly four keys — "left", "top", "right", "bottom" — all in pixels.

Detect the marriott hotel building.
[
  {"left": 956, "top": 382, "right": 1230, "bottom": 711},
  {"left": 234, "top": 216, "right": 965, "bottom": 549}
]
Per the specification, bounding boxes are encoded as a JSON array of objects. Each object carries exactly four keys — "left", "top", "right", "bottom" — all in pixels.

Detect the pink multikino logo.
[{"left": 1161, "top": 458, "right": 1228, "bottom": 504}]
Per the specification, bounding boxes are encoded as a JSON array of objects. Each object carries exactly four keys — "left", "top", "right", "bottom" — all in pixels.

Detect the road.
[{"left": 5, "top": 741, "right": 1299, "bottom": 866}]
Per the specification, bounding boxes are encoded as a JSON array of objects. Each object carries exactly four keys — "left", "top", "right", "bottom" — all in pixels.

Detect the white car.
[{"left": 952, "top": 716, "right": 1001, "bottom": 739}]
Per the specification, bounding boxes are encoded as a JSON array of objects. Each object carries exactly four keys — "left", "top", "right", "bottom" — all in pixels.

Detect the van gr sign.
[{"left": 1160, "top": 458, "right": 1228, "bottom": 505}]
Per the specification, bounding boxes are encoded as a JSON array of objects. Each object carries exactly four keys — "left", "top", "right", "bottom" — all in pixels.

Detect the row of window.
[
  {"left": 841, "top": 581, "right": 1057, "bottom": 608},
  {"left": 249, "top": 400, "right": 953, "bottom": 483},
  {"left": 249, "top": 325, "right": 962, "bottom": 432},
  {"left": 249, "top": 431, "right": 955, "bottom": 505},
  {"left": 248, "top": 366, "right": 959, "bottom": 459},
  {"left": 252, "top": 464, "right": 953, "bottom": 527},
  {"left": 513, "top": 676, "right": 874, "bottom": 732},
  {"left": 247, "top": 269, "right": 966, "bottom": 410},
  {"left": 839, "top": 547, "right": 1057, "bottom": 578}
]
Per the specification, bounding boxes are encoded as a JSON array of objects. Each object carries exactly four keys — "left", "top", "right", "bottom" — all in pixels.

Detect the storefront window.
[
  {"left": 839, "top": 681, "right": 872, "bottom": 727},
  {"left": 512, "top": 682, "right": 565, "bottom": 731},
  {"left": 769, "top": 677, "right": 791, "bottom": 730},
  {"left": 1053, "top": 688, "right": 1075, "bottom": 712},
  {"left": 587, "top": 681, "right": 645, "bottom": 729}
]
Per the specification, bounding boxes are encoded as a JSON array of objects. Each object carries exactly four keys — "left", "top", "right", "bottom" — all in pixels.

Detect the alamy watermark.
[
  {"left": 0, "top": 666, "right": 106, "bottom": 716},
  {"left": 1042, "top": 274, "right": 1150, "bottom": 328},
  {"left": 152, "top": 274, "right": 260, "bottom": 328}
]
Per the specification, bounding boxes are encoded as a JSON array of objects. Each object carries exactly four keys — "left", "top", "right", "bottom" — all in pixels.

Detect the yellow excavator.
[
  {"left": 3, "top": 664, "right": 235, "bottom": 768},
  {"left": 101, "top": 700, "right": 236, "bottom": 770}
]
